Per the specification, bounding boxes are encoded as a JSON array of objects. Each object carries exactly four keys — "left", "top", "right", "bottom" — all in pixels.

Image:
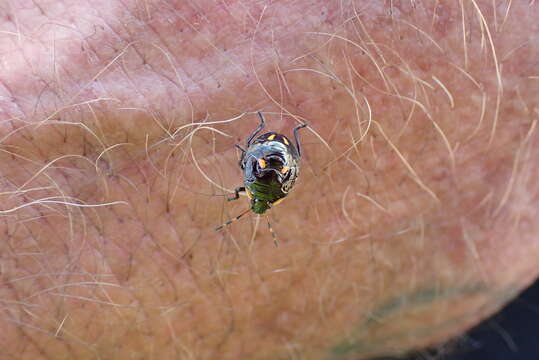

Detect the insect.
[{"left": 215, "top": 112, "right": 308, "bottom": 246}]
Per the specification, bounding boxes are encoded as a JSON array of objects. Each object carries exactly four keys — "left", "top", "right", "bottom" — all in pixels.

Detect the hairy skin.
[{"left": 1, "top": 1, "right": 538, "bottom": 359}]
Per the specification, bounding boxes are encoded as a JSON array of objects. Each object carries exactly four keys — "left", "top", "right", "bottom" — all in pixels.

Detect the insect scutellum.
[{"left": 215, "top": 112, "right": 308, "bottom": 246}]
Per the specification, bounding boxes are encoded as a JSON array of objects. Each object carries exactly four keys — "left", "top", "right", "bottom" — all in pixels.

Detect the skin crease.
[{"left": 1, "top": 0, "right": 539, "bottom": 359}]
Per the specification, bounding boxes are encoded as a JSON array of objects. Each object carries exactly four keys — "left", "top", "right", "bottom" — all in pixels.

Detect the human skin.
[{"left": 1, "top": 0, "right": 538, "bottom": 359}]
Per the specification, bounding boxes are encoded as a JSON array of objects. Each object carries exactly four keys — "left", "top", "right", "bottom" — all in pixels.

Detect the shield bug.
[{"left": 215, "top": 112, "right": 308, "bottom": 246}]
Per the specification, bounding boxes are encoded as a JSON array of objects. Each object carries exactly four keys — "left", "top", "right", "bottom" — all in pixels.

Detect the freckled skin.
[{"left": 241, "top": 132, "right": 301, "bottom": 214}]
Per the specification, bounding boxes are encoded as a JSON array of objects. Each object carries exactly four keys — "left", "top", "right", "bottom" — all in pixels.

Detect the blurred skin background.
[{"left": 1, "top": 1, "right": 538, "bottom": 359}]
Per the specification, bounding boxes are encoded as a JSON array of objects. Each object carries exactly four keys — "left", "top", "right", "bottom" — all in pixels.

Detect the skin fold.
[{"left": 1, "top": 0, "right": 538, "bottom": 359}]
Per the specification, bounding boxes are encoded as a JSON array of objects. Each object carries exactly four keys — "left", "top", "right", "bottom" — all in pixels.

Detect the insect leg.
[
  {"left": 215, "top": 208, "right": 251, "bottom": 231},
  {"left": 266, "top": 216, "right": 279, "bottom": 247},
  {"left": 246, "top": 111, "right": 266, "bottom": 146},
  {"left": 235, "top": 144, "right": 246, "bottom": 153},
  {"left": 227, "top": 186, "right": 246, "bottom": 201},
  {"left": 235, "top": 144, "right": 246, "bottom": 168},
  {"left": 293, "top": 123, "right": 308, "bottom": 157}
]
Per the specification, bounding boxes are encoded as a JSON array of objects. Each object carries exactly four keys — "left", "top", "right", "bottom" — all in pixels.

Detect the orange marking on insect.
[
  {"left": 283, "top": 137, "right": 289, "bottom": 145},
  {"left": 273, "top": 198, "right": 285, "bottom": 206},
  {"left": 258, "top": 158, "right": 267, "bottom": 168},
  {"left": 280, "top": 166, "right": 289, "bottom": 174},
  {"left": 268, "top": 134, "right": 276, "bottom": 140}
]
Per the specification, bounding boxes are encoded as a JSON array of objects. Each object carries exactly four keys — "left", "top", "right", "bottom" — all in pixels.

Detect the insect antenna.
[
  {"left": 215, "top": 208, "right": 251, "bottom": 231},
  {"left": 266, "top": 216, "right": 279, "bottom": 247}
]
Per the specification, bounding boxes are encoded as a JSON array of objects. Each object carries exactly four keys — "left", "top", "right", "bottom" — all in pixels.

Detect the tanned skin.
[{"left": 1, "top": 1, "right": 539, "bottom": 359}]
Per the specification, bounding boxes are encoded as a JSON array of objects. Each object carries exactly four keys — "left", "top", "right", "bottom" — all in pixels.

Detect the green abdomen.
[{"left": 247, "top": 179, "right": 284, "bottom": 203}]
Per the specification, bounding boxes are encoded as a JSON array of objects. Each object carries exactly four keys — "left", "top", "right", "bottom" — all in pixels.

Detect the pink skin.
[{"left": 1, "top": 1, "right": 539, "bottom": 359}]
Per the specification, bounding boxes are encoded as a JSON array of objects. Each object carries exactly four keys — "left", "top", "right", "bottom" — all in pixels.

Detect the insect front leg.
[
  {"left": 246, "top": 112, "right": 266, "bottom": 146},
  {"left": 235, "top": 144, "right": 246, "bottom": 153},
  {"left": 228, "top": 186, "right": 246, "bottom": 201},
  {"left": 235, "top": 144, "right": 246, "bottom": 169},
  {"left": 293, "top": 123, "right": 308, "bottom": 157}
]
